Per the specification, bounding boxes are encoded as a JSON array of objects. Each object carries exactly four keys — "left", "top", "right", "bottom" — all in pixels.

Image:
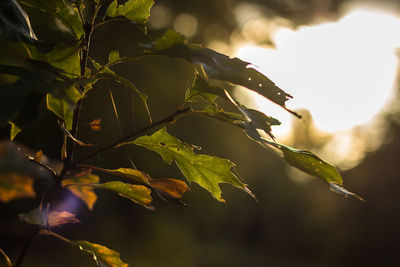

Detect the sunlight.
[{"left": 236, "top": 8, "right": 400, "bottom": 137}]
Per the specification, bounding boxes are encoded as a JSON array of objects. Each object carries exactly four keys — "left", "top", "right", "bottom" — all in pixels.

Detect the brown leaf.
[
  {"left": 0, "top": 173, "right": 36, "bottom": 202},
  {"left": 89, "top": 118, "right": 101, "bottom": 131},
  {"left": 48, "top": 211, "right": 80, "bottom": 227},
  {"left": 149, "top": 178, "right": 190, "bottom": 200}
]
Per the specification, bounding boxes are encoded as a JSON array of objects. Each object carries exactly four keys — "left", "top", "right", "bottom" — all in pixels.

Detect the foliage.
[{"left": 0, "top": 0, "right": 363, "bottom": 266}]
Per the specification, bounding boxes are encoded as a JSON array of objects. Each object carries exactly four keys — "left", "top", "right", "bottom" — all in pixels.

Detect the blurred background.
[{"left": 2, "top": 0, "right": 400, "bottom": 266}]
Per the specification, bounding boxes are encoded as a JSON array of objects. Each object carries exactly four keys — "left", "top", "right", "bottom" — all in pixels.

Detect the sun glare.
[{"left": 236, "top": 8, "right": 400, "bottom": 136}]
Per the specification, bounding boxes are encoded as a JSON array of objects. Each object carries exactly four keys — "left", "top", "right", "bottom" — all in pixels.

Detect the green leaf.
[
  {"left": 0, "top": 173, "right": 36, "bottom": 202},
  {"left": 108, "top": 50, "right": 121, "bottom": 65},
  {"left": 106, "top": 0, "right": 154, "bottom": 25},
  {"left": 147, "top": 29, "right": 300, "bottom": 117},
  {"left": 71, "top": 240, "right": 128, "bottom": 267},
  {"left": 9, "top": 122, "right": 22, "bottom": 140},
  {"left": 94, "top": 181, "right": 153, "bottom": 209},
  {"left": 121, "top": 127, "right": 254, "bottom": 202},
  {"left": 198, "top": 104, "right": 244, "bottom": 127},
  {"left": 46, "top": 84, "right": 82, "bottom": 130},
  {"left": 279, "top": 144, "right": 343, "bottom": 184},
  {"left": 154, "top": 29, "right": 186, "bottom": 51},
  {"left": 268, "top": 142, "right": 364, "bottom": 201},
  {"left": 80, "top": 165, "right": 150, "bottom": 185},
  {"left": 21, "top": 0, "right": 84, "bottom": 39},
  {"left": 32, "top": 42, "right": 81, "bottom": 76},
  {"left": 185, "top": 75, "right": 223, "bottom": 103},
  {"left": 62, "top": 169, "right": 99, "bottom": 210}
]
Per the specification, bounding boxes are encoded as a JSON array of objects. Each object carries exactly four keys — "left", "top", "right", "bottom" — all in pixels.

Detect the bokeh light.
[{"left": 235, "top": 7, "right": 400, "bottom": 169}]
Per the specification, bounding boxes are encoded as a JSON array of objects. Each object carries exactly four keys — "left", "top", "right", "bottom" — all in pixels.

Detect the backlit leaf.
[
  {"left": 9, "top": 122, "right": 22, "bottom": 140},
  {"left": 32, "top": 42, "right": 81, "bottom": 76},
  {"left": 71, "top": 240, "right": 128, "bottom": 267},
  {"left": 19, "top": 209, "right": 80, "bottom": 227},
  {"left": 147, "top": 29, "right": 300, "bottom": 117},
  {"left": 278, "top": 144, "right": 343, "bottom": 184},
  {"left": 121, "top": 127, "right": 254, "bottom": 202},
  {"left": 46, "top": 84, "right": 82, "bottom": 130},
  {"left": 185, "top": 75, "right": 223, "bottom": 103},
  {"left": 262, "top": 140, "right": 363, "bottom": 201},
  {"left": 80, "top": 165, "right": 150, "bottom": 185},
  {"left": 154, "top": 29, "right": 186, "bottom": 51},
  {"left": 148, "top": 177, "right": 190, "bottom": 201},
  {"left": 108, "top": 50, "right": 120, "bottom": 65},
  {"left": 89, "top": 118, "right": 102, "bottom": 131},
  {"left": 62, "top": 169, "right": 99, "bottom": 210},
  {"left": 106, "top": 0, "right": 154, "bottom": 25},
  {"left": 198, "top": 104, "right": 244, "bottom": 127},
  {"left": 190, "top": 47, "right": 298, "bottom": 115},
  {"left": 94, "top": 181, "right": 153, "bottom": 209},
  {"left": 0, "top": 173, "right": 35, "bottom": 202},
  {"left": 76, "top": 165, "right": 190, "bottom": 202}
]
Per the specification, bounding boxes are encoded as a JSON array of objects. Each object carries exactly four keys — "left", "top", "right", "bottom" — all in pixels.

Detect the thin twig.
[
  {"left": 93, "top": 18, "right": 131, "bottom": 30},
  {"left": 15, "top": 228, "right": 38, "bottom": 267},
  {"left": 72, "top": 107, "right": 191, "bottom": 165},
  {"left": 39, "top": 230, "right": 71, "bottom": 244}
]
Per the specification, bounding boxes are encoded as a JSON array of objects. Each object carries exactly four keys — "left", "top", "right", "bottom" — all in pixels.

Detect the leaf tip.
[{"left": 329, "top": 183, "right": 365, "bottom": 202}]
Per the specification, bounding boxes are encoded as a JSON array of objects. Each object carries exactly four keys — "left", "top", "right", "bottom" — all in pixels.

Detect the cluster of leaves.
[{"left": 0, "top": 0, "right": 362, "bottom": 266}]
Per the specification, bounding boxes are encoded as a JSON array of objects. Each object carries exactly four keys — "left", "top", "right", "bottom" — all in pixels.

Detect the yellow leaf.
[
  {"left": 62, "top": 169, "right": 99, "bottom": 210},
  {"left": 0, "top": 173, "right": 36, "bottom": 202}
]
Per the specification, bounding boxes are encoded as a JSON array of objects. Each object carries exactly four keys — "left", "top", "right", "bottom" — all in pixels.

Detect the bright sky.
[{"left": 236, "top": 8, "right": 400, "bottom": 138}]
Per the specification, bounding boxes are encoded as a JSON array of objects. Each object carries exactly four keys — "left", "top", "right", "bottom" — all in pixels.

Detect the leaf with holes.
[
  {"left": 62, "top": 169, "right": 99, "bottom": 210},
  {"left": 146, "top": 29, "right": 299, "bottom": 117},
  {"left": 106, "top": 0, "right": 154, "bottom": 25},
  {"left": 120, "top": 127, "right": 255, "bottom": 202},
  {"left": 271, "top": 143, "right": 364, "bottom": 201}
]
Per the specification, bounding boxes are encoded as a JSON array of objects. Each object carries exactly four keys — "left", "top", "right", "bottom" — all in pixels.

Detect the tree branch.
[{"left": 61, "top": 4, "right": 101, "bottom": 178}]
